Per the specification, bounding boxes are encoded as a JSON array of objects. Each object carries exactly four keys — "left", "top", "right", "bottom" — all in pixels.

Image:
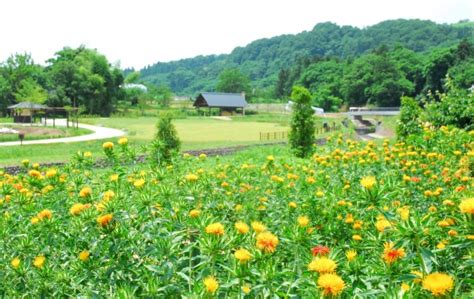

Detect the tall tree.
[
  {"left": 275, "top": 68, "right": 290, "bottom": 99},
  {"left": 342, "top": 52, "right": 413, "bottom": 106},
  {"left": 0, "top": 53, "right": 45, "bottom": 113},
  {"left": 289, "top": 86, "right": 315, "bottom": 158},
  {"left": 215, "top": 68, "right": 250, "bottom": 95},
  {"left": 47, "top": 46, "right": 124, "bottom": 116},
  {"left": 14, "top": 78, "right": 48, "bottom": 104}
]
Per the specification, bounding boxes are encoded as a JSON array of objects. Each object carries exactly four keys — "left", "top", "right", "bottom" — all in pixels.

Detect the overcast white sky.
[{"left": 1, "top": 0, "right": 472, "bottom": 69}]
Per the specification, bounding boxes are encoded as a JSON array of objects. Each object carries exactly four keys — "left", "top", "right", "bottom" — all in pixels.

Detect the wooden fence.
[
  {"left": 259, "top": 124, "right": 342, "bottom": 141},
  {"left": 259, "top": 131, "right": 288, "bottom": 141}
]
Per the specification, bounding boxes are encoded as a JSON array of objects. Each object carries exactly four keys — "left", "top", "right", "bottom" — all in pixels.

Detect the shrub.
[
  {"left": 396, "top": 96, "right": 423, "bottom": 139},
  {"left": 289, "top": 86, "right": 315, "bottom": 157},
  {"left": 424, "top": 79, "right": 474, "bottom": 130},
  {"left": 149, "top": 113, "right": 181, "bottom": 165}
]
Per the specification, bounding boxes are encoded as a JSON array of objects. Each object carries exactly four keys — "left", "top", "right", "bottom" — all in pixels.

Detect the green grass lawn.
[
  {"left": 81, "top": 116, "right": 289, "bottom": 143},
  {"left": 0, "top": 126, "right": 91, "bottom": 142},
  {"left": 0, "top": 114, "right": 353, "bottom": 167},
  {"left": 0, "top": 117, "right": 289, "bottom": 166}
]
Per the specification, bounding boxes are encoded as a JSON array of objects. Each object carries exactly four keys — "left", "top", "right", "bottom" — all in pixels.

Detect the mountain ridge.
[{"left": 138, "top": 19, "right": 473, "bottom": 95}]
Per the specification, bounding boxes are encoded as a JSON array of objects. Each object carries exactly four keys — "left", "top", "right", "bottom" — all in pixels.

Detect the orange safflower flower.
[
  {"left": 256, "top": 232, "right": 279, "bottom": 253},
  {"left": 97, "top": 214, "right": 113, "bottom": 227},
  {"left": 382, "top": 242, "right": 405, "bottom": 264}
]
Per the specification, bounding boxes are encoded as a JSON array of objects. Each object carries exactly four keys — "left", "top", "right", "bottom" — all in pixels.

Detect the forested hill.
[{"left": 139, "top": 19, "right": 473, "bottom": 95}]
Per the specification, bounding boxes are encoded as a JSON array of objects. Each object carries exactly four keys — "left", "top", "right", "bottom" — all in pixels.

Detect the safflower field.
[{"left": 0, "top": 126, "right": 473, "bottom": 297}]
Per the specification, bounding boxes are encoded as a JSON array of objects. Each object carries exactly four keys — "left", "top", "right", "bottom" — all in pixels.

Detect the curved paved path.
[{"left": 0, "top": 119, "right": 125, "bottom": 147}]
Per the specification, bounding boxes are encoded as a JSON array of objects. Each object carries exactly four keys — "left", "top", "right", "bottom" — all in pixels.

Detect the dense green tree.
[
  {"left": 0, "top": 53, "right": 46, "bottom": 113},
  {"left": 297, "top": 58, "right": 344, "bottom": 110},
  {"left": 14, "top": 78, "right": 48, "bottom": 104},
  {"left": 311, "top": 86, "right": 343, "bottom": 112},
  {"left": 47, "top": 46, "right": 124, "bottom": 116},
  {"left": 152, "top": 85, "right": 174, "bottom": 107},
  {"left": 275, "top": 68, "right": 290, "bottom": 98},
  {"left": 423, "top": 47, "right": 455, "bottom": 93},
  {"left": 124, "top": 71, "right": 140, "bottom": 83},
  {"left": 448, "top": 59, "right": 474, "bottom": 89},
  {"left": 342, "top": 52, "right": 413, "bottom": 106},
  {"left": 216, "top": 68, "right": 251, "bottom": 94},
  {"left": 0, "top": 76, "right": 10, "bottom": 115},
  {"left": 424, "top": 40, "right": 473, "bottom": 93},
  {"left": 289, "top": 86, "right": 315, "bottom": 158},
  {"left": 389, "top": 46, "right": 425, "bottom": 94}
]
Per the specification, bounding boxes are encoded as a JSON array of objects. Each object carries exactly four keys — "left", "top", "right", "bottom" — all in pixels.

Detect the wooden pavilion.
[
  {"left": 194, "top": 92, "right": 247, "bottom": 116},
  {"left": 8, "top": 102, "right": 80, "bottom": 128}
]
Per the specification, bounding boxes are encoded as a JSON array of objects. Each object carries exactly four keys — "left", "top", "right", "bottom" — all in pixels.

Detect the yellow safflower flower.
[
  {"left": 317, "top": 273, "right": 345, "bottom": 296},
  {"left": 375, "top": 218, "right": 391, "bottom": 232},
  {"left": 134, "top": 179, "right": 145, "bottom": 188},
  {"left": 11, "top": 257, "right": 20, "bottom": 269},
  {"left": 37, "top": 209, "right": 52, "bottom": 220},
  {"left": 308, "top": 257, "right": 337, "bottom": 273},
  {"left": 205, "top": 222, "right": 224, "bottom": 235},
  {"left": 33, "top": 255, "right": 45, "bottom": 269},
  {"left": 422, "top": 272, "right": 454, "bottom": 296},
  {"left": 235, "top": 221, "right": 249, "bottom": 234},
  {"left": 203, "top": 276, "right": 219, "bottom": 294},
  {"left": 79, "top": 250, "right": 90, "bottom": 261},
  {"left": 185, "top": 174, "right": 198, "bottom": 182},
  {"left": 189, "top": 209, "right": 201, "bottom": 218},
  {"left": 251, "top": 221, "right": 266, "bottom": 233},
  {"left": 360, "top": 176, "right": 376, "bottom": 189},
  {"left": 297, "top": 215, "right": 310, "bottom": 227},
  {"left": 102, "top": 142, "right": 114, "bottom": 149},
  {"left": 46, "top": 169, "right": 57, "bottom": 178},
  {"left": 234, "top": 248, "right": 252, "bottom": 263},
  {"left": 70, "top": 203, "right": 90, "bottom": 216},
  {"left": 346, "top": 250, "right": 357, "bottom": 261},
  {"left": 29, "top": 170, "right": 41, "bottom": 178},
  {"left": 459, "top": 198, "right": 474, "bottom": 214},
  {"left": 118, "top": 137, "right": 128, "bottom": 145},
  {"left": 103, "top": 190, "right": 115, "bottom": 201},
  {"left": 79, "top": 187, "right": 92, "bottom": 198}
]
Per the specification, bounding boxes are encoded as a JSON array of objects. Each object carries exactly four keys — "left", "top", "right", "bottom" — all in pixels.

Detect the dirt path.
[{"left": 0, "top": 119, "right": 125, "bottom": 147}]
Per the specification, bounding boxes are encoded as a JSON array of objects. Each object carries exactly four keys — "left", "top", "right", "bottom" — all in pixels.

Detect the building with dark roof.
[
  {"left": 194, "top": 92, "right": 247, "bottom": 115},
  {"left": 7, "top": 102, "right": 80, "bottom": 127}
]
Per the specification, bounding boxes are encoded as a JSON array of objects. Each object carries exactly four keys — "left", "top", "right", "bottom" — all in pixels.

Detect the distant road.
[
  {"left": 347, "top": 107, "right": 400, "bottom": 116},
  {"left": 0, "top": 119, "right": 125, "bottom": 147}
]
